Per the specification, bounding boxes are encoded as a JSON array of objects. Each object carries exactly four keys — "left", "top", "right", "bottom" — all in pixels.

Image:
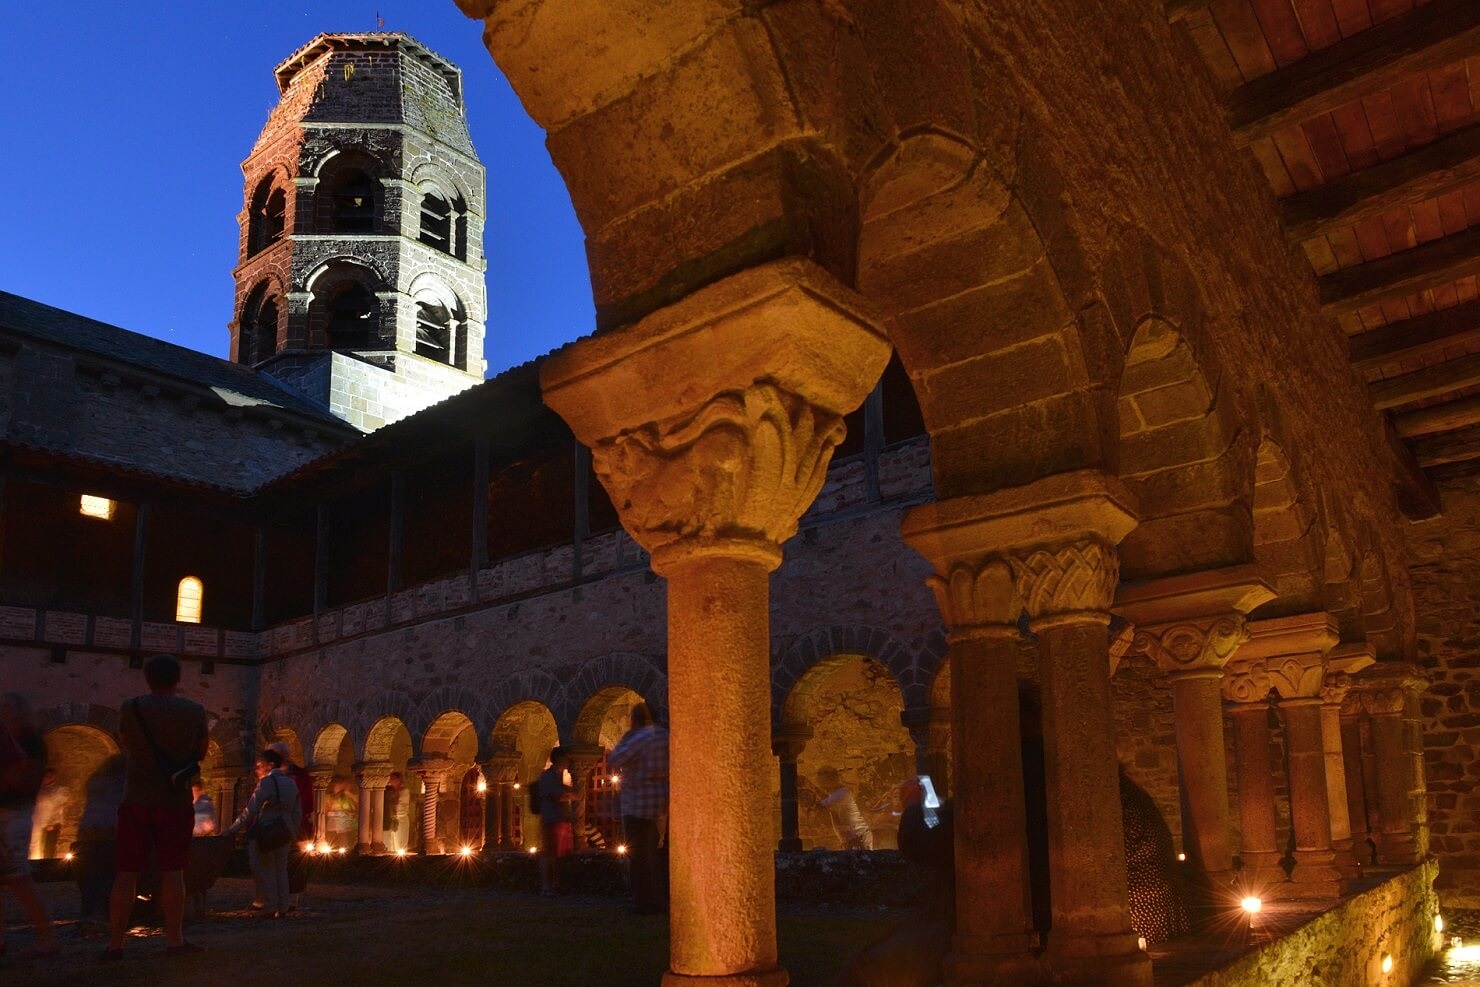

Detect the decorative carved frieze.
[
  {"left": 1222, "top": 655, "right": 1273, "bottom": 704},
  {"left": 1132, "top": 614, "right": 1248, "bottom": 675},
  {"left": 1266, "top": 651, "right": 1327, "bottom": 700},
  {"left": 591, "top": 382, "right": 844, "bottom": 565}
]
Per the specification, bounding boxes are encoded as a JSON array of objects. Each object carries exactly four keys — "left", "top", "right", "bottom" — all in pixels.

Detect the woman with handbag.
[{"left": 225, "top": 749, "right": 301, "bottom": 918}]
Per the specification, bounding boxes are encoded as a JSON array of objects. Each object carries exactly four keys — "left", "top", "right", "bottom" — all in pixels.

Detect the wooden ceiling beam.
[
  {"left": 1320, "top": 224, "right": 1480, "bottom": 316},
  {"left": 1368, "top": 351, "right": 1480, "bottom": 410},
  {"left": 1282, "top": 126, "right": 1480, "bottom": 242},
  {"left": 1394, "top": 394, "right": 1480, "bottom": 438},
  {"left": 1227, "top": 0, "right": 1480, "bottom": 147},
  {"left": 1348, "top": 298, "right": 1480, "bottom": 371},
  {"left": 1411, "top": 422, "right": 1480, "bottom": 467}
]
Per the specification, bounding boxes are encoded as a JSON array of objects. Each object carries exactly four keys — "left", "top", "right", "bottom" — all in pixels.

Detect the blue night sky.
[{"left": 0, "top": 3, "right": 593, "bottom": 376}]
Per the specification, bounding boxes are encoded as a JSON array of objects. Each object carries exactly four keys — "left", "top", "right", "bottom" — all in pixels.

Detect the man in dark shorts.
[
  {"left": 104, "top": 654, "right": 208, "bottom": 959},
  {"left": 535, "top": 746, "right": 576, "bottom": 894}
]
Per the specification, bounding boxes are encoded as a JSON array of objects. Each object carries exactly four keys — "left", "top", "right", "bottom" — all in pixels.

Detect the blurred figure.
[
  {"left": 535, "top": 746, "right": 576, "bottom": 894},
  {"left": 75, "top": 754, "right": 127, "bottom": 932},
  {"left": 266, "top": 742, "right": 314, "bottom": 910},
  {"left": 30, "top": 768, "right": 69, "bottom": 859},
  {"left": 816, "top": 767, "right": 874, "bottom": 851},
  {"left": 0, "top": 692, "right": 59, "bottom": 958},
  {"left": 606, "top": 703, "right": 669, "bottom": 915},
  {"left": 324, "top": 776, "right": 358, "bottom": 850},
  {"left": 384, "top": 772, "right": 410, "bottom": 853},
  {"left": 191, "top": 780, "right": 216, "bottom": 837},
  {"left": 225, "top": 747, "right": 302, "bottom": 919}
]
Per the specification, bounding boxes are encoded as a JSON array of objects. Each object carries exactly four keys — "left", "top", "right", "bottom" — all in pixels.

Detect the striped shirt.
[{"left": 606, "top": 724, "right": 669, "bottom": 819}]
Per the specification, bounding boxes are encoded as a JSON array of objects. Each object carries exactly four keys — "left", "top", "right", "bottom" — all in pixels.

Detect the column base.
[
  {"left": 946, "top": 933, "right": 1044, "bottom": 986},
  {"left": 662, "top": 967, "right": 789, "bottom": 987},
  {"left": 1376, "top": 833, "right": 1423, "bottom": 867},
  {"left": 1331, "top": 839, "right": 1361, "bottom": 880},
  {"left": 370, "top": 841, "right": 387, "bottom": 854},
  {"left": 1045, "top": 935, "right": 1151, "bottom": 987},
  {"left": 1278, "top": 853, "right": 1343, "bottom": 900},
  {"left": 1234, "top": 853, "right": 1286, "bottom": 897}
]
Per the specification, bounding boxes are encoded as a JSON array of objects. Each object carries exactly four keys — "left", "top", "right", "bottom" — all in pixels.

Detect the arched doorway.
[
  {"left": 38, "top": 724, "right": 119, "bottom": 858},
  {"left": 422, "top": 711, "right": 479, "bottom": 854},
  {"left": 365, "top": 716, "right": 413, "bottom": 854},
  {"left": 574, "top": 686, "right": 649, "bottom": 848},
  {"left": 488, "top": 701, "right": 560, "bottom": 849}
]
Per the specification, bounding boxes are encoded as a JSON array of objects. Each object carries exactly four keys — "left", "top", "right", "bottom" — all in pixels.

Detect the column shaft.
[
  {"left": 663, "top": 553, "right": 782, "bottom": 985},
  {"left": 421, "top": 781, "right": 440, "bottom": 855},
  {"left": 1371, "top": 712, "right": 1420, "bottom": 865},
  {"left": 502, "top": 784, "right": 518, "bottom": 848},
  {"left": 1320, "top": 703, "right": 1357, "bottom": 876},
  {"left": 947, "top": 627, "right": 1037, "bottom": 978},
  {"left": 777, "top": 758, "right": 801, "bottom": 852},
  {"left": 1280, "top": 699, "right": 1340, "bottom": 896},
  {"left": 1034, "top": 615, "right": 1145, "bottom": 975},
  {"left": 1340, "top": 715, "right": 1373, "bottom": 865},
  {"left": 1169, "top": 672, "right": 1233, "bottom": 877},
  {"left": 1229, "top": 704, "right": 1282, "bottom": 885}
]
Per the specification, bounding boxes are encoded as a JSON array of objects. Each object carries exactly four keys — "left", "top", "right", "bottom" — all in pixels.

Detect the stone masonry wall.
[{"left": 1406, "top": 472, "right": 1480, "bottom": 907}]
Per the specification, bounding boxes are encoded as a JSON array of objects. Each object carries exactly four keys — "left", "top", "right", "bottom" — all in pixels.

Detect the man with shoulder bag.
[
  {"left": 225, "top": 747, "right": 302, "bottom": 919},
  {"left": 104, "top": 654, "right": 209, "bottom": 960}
]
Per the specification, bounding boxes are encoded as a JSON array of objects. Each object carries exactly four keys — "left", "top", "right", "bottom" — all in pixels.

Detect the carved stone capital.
[
  {"left": 483, "top": 754, "right": 523, "bottom": 785},
  {"left": 1132, "top": 614, "right": 1249, "bottom": 676},
  {"left": 1266, "top": 651, "right": 1327, "bottom": 700},
  {"left": 1221, "top": 656, "right": 1272, "bottom": 704},
  {"left": 771, "top": 724, "right": 813, "bottom": 762},
  {"left": 927, "top": 557, "right": 1020, "bottom": 637},
  {"left": 354, "top": 760, "right": 394, "bottom": 787},
  {"left": 1351, "top": 662, "right": 1425, "bottom": 716},
  {"left": 540, "top": 259, "right": 891, "bottom": 572},
  {"left": 591, "top": 381, "right": 843, "bottom": 569},
  {"left": 1319, "top": 671, "right": 1353, "bottom": 707},
  {"left": 1013, "top": 539, "right": 1120, "bottom": 619}
]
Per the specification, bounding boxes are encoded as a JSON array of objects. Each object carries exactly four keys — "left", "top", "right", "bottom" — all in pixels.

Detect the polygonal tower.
[{"left": 231, "top": 33, "right": 487, "bottom": 431}]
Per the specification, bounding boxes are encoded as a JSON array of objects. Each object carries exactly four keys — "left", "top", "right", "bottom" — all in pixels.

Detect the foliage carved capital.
[
  {"left": 1319, "top": 671, "right": 1353, "bottom": 707},
  {"left": 927, "top": 557, "right": 1020, "bottom": 636},
  {"left": 1221, "top": 656, "right": 1272, "bottom": 704},
  {"left": 591, "top": 382, "right": 845, "bottom": 570},
  {"left": 1266, "top": 652, "right": 1327, "bottom": 700}
]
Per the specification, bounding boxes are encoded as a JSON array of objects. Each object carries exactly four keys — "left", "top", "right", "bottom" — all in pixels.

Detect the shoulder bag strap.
[{"left": 129, "top": 698, "right": 175, "bottom": 776}]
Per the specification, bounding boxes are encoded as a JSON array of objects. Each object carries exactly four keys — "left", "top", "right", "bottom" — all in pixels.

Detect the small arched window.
[
  {"left": 327, "top": 283, "right": 379, "bottom": 350},
  {"left": 240, "top": 286, "right": 279, "bottom": 365},
  {"left": 330, "top": 169, "right": 376, "bottom": 234},
  {"left": 419, "top": 192, "right": 452, "bottom": 253},
  {"left": 415, "top": 299, "right": 452, "bottom": 363},
  {"left": 176, "top": 577, "right": 203, "bottom": 624},
  {"left": 247, "top": 179, "right": 287, "bottom": 256}
]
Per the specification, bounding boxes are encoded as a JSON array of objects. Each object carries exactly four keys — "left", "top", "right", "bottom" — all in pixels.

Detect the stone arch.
[
  {"left": 553, "top": 653, "right": 667, "bottom": 734},
  {"left": 1114, "top": 293, "right": 1251, "bottom": 580},
  {"left": 422, "top": 710, "right": 480, "bottom": 761},
  {"left": 571, "top": 686, "right": 649, "bottom": 749},
  {"left": 486, "top": 670, "right": 566, "bottom": 738},
  {"left": 773, "top": 627, "right": 934, "bottom": 717},
  {"left": 354, "top": 691, "right": 417, "bottom": 744},
  {"left": 488, "top": 700, "right": 560, "bottom": 789},
  {"left": 38, "top": 723, "right": 119, "bottom": 857},
  {"left": 410, "top": 687, "right": 487, "bottom": 743},
  {"left": 363, "top": 715, "right": 413, "bottom": 764},
  {"left": 406, "top": 272, "right": 468, "bottom": 367},
  {"left": 408, "top": 160, "right": 472, "bottom": 206},
  {"left": 1250, "top": 433, "right": 1326, "bottom": 617},
  {"left": 311, "top": 723, "right": 353, "bottom": 771},
  {"left": 313, "top": 148, "right": 386, "bottom": 234},
  {"left": 237, "top": 277, "right": 284, "bottom": 365},
  {"left": 37, "top": 702, "right": 120, "bottom": 737},
  {"left": 245, "top": 168, "right": 290, "bottom": 255}
]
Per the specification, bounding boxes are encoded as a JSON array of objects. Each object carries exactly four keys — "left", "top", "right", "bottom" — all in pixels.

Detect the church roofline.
[{"left": 273, "top": 32, "right": 462, "bottom": 104}]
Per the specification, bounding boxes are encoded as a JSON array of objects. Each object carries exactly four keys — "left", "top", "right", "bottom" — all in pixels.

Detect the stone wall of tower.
[{"left": 231, "top": 35, "right": 487, "bottom": 424}]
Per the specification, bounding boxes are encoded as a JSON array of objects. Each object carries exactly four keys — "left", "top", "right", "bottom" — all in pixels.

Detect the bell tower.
[{"left": 231, "top": 33, "right": 487, "bottom": 432}]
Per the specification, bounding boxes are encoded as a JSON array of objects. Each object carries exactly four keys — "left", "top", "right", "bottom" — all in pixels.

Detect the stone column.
[
  {"left": 566, "top": 745, "right": 604, "bottom": 851},
  {"left": 1117, "top": 566, "right": 1273, "bottom": 889},
  {"left": 1220, "top": 663, "right": 1283, "bottom": 892},
  {"left": 1248, "top": 613, "right": 1342, "bottom": 899},
  {"left": 1355, "top": 663, "right": 1429, "bottom": 866},
  {"left": 504, "top": 779, "right": 520, "bottom": 848},
  {"left": 310, "top": 769, "right": 333, "bottom": 845},
  {"left": 354, "top": 762, "right": 390, "bottom": 853},
  {"left": 1319, "top": 644, "right": 1375, "bottom": 878},
  {"left": 411, "top": 759, "right": 451, "bottom": 855},
  {"left": 1340, "top": 695, "right": 1375, "bottom": 866},
  {"left": 771, "top": 726, "right": 811, "bottom": 853},
  {"left": 540, "top": 259, "right": 889, "bottom": 987},
  {"left": 484, "top": 755, "right": 521, "bottom": 850},
  {"left": 908, "top": 469, "right": 1148, "bottom": 986}
]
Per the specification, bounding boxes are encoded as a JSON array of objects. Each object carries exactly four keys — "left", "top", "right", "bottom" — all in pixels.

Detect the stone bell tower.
[{"left": 230, "top": 33, "right": 487, "bottom": 431}]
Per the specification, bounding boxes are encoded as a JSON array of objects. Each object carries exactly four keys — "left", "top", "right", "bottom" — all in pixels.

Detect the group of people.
[{"left": 534, "top": 702, "right": 671, "bottom": 915}]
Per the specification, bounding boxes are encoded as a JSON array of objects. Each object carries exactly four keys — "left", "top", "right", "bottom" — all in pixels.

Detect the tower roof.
[{"left": 274, "top": 32, "right": 462, "bottom": 104}]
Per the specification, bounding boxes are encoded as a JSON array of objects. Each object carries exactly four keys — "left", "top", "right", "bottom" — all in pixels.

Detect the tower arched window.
[
  {"left": 176, "top": 576, "right": 203, "bottom": 624},
  {"left": 240, "top": 285, "right": 279, "bottom": 365},
  {"left": 326, "top": 282, "right": 379, "bottom": 351},
  {"left": 419, "top": 192, "right": 452, "bottom": 253},
  {"left": 329, "top": 168, "right": 376, "bottom": 234},
  {"left": 415, "top": 299, "right": 453, "bottom": 364},
  {"left": 247, "top": 179, "right": 287, "bottom": 256}
]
